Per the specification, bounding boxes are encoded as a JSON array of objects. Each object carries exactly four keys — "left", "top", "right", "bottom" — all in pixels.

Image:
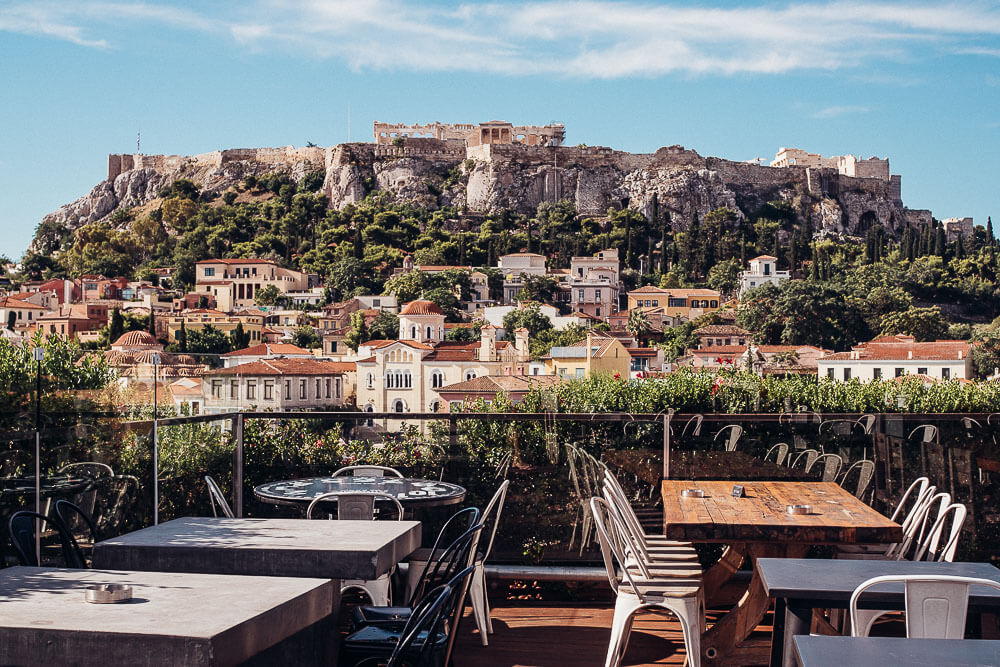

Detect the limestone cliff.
[{"left": 33, "top": 139, "right": 931, "bottom": 254}]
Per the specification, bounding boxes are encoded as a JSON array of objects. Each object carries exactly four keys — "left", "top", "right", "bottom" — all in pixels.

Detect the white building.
[
  {"left": 220, "top": 343, "right": 315, "bottom": 368},
  {"left": 817, "top": 335, "right": 973, "bottom": 382},
  {"left": 498, "top": 252, "right": 547, "bottom": 303},
  {"left": 739, "top": 255, "right": 790, "bottom": 296},
  {"left": 565, "top": 248, "right": 620, "bottom": 319},
  {"left": 201, "top": 358, "right": 356, "bottom": 414}
]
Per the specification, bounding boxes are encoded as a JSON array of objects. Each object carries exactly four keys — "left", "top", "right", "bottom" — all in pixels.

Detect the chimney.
[
  {"left": 480, "top": 324, "right": 496, "bottom": 363},
  {"left": 63, "top": 280, "right": 72, "bottom": 304},
  {"left": 586, "top": 331, "right": 593, "bottom": 366},
  {"left": 514, "top": 328, "right": 529, "bottom": 363}
]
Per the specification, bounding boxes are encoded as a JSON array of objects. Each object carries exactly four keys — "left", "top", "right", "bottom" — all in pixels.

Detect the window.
[
  {"left": 596, "top": 308, "right": 601, "bottom": 317},
  {"left": 895, "top": 368, "right": 904, "bottom": 377},
  {"left": 264, "top": 381, "right": 273, "bottom": 400},
  {"left": 430, "top": 400, "right": 440, "bottom": 413},
  {"left": 426, "top": 326, "right": 432, "bottom": 339},
  {"left": 710, "top": 300, "right": 718, "bottom": 308},
  {"left": 204, "top": 267, "right": 215, "bottom": 277},
  {"left": 431, "top": 371, "right": 445, "bottom": 388},
  {"left": 410, "top": 326, "right": 417, "bottom": 339},
  {"left": 392, "top": 399, "right": 406, "bottom": 413},
  {"left": 763, "top": 263, "right": 771, "bottom": 276},
  {"left": 299, "top": 379, "right": 306, "bottom": 399},
  {"left": 373, "top": 299, "right": 380, "bottom": 307},
  {"left": 465, "top": 370, "right": 477, "bottom": 381},
  {"left": 284, "top": 380, "right": 291, "bottom": 400},
  {"left": 667, "top": 298, "right": 686, "bottom": 308},
  {"left": 942, "top": 368, "right": 951, "bottom": 380},
  {"left": 578, "top": 289, "right": 585, "bottom": 301},
  {"left": 366, "top": 373, "right": 374, "bottom": 389},
  {"left": 230, "top": 380, "right": 238, "bottom": 399},
  {"left": 246, "top": 381, "right": 256, "bottom": 400},
  {"left": 325, "top": 379, "right": 331, "bottom": 399},
  {"left": 652, "top": 300, "right": 659, "bottom": 307},
  {"left": 873, "top": 368, "right": 882, "bottom": 379},
  {"left": 826, "top": 369, "right": 834, "bottom": 379},
  {"left": 211, "top": 380, "right": 222, "bottom": 398},
  {"left": 595, "top": 289, "right": 601, "bottom": 300},
  {"left": 335, "top": 378, "right": 341, "bottom": 399},
  {"left": 315, "top": 378, "right": 321, "bottom": 397},
  {"left": 843, "top": 368, "right": 851, "bottom": 381}
]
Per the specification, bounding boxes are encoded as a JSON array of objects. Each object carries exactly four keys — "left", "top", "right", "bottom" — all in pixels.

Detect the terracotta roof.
[
  {"left": 207, "top": 358, "right": 354, "bottom": 376},
  {"left": 820, "top": 337, "right": 972, "bottom": 362},
  {"left": 423, "top": 349, "right": 477, "bottom": 361},
  {"left": 112, "top": 331, "right": 159, "bottom": 347},
  {"left": 690, "top": 346, "right": 745, "bottom": 356},
  {"left": 435, "top": 374, "right": 561, "bottom": 394},
  {"left": 196, "top": 258, "right": 276, "bottom": 265},
  {"left": 414, "top": 265, "right": 473, "bottom": 271},
  {"left": 749, "top": 255, "right": 777, "bottom": 261},
  {"left": 629, "top": 286, "right": 669, "bottom": 294},
  {"left": 222, "top": 343, "right": 313, "bottom": 357},
  {"left": 355, "top": 356, "right": 376, "bottom": 364},
  {"left": 626, "top": 348, "right": 660, "bottom": 357},
  {"left": 0, "top": 297, "right": 44, "bottom": 310},
  {"left": 399, "top": 300, "right": 444, "bottom": 316},
  {"left": 694, "top": 325, "right": 751, "bottom": 336},
  {"left": 181, "top": 308, "right": 228, "bottom": 316}
]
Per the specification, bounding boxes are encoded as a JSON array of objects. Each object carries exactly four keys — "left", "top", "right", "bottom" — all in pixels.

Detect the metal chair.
[
  {"left": 8, "top": 510, "right": 80, "bottom": 567},
  {"left": 204, "top": 475, "right": 235, "bottom": 518},
  {"left": 789, "top": 449, "right": 819, "bottom": 472},
  {"left": 714, "top": 424, "right": 743, "bottom": 452},
  {"left": 591, "top": 497, "right": 703, "bottom": 667},
  {"left": 850, "top": 575, "right": 1000, "bottom": 638},
  {"left": 59, "top": 462, "right": 114, "bottom": 479},
  {"left": 809, "top": 453, "right": 843, "bottom": 482},
  {"left": 332, "top": 465, "right": 403, "bottom": 478},
  {"left": 680, "top": 414, "right": 704, "bottom": 438},
  {"left": 908, "top": 425, "right": 939, "bottom": 444},
  {"left": 836, "top": 477, "right": 933, "bottom": 560},
  {"left": 52, "top": 499, "right": 95, "bottom": 568},
  {"left": 404, "top": 480, "right": 509, "bottom": 646},
  {"left": 912, "top": 502, "right": 967, "bottom": 563},
  {"left": 95, "top": 475, "right": 139, "bottom": 537},
  {"left": 308, "top": 491, "right": 403, "bottom": 606},
  {"left": 764, "top": 443, "right": 789, "bottom": 466},
  {"left": 838, "top": 460, "right": 875, "bottom": 499},
  {"left": 565, "top": 443, "right": 594, "bottom": 552}
]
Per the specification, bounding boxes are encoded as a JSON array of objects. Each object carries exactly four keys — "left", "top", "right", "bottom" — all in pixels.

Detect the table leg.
[
  {"left": 702, "top": 543, "right": 809, "bottom": 667},
  {"left": 779, "top": 602, "right": 811, "bottom": 667},
  {"left": 769, "top": 597, "right": 786, "bottom": 667},
  {"left": 703, "top": 543, "right": 747, "bottom": 606}
]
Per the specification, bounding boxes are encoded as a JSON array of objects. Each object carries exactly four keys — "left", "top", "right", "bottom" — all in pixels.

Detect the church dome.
[
  {"left": 112, "top": 330, "right": 159, "bottom": 348},
  {"left": 399, "top": 300, "right": 444, "bottom": 316}
]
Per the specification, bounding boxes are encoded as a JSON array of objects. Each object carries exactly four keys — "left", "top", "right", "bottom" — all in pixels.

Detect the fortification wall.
[
  {"left": 108, "top": 146, "right": 325, "bottom": 180},
  {"left": 371, "top": 138, "right": 466, "bottom": 161}
]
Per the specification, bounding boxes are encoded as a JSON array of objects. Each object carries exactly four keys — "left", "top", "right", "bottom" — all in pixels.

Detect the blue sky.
[{"left": 1, "top": 0, "right": 999, "bottom": 260}]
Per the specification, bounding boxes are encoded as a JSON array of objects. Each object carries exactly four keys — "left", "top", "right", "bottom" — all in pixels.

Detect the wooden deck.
[{"left": 455, "top": 600, "right": 774, "bottom": 667}]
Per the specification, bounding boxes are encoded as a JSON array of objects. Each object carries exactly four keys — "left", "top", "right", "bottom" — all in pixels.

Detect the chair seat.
[
  {"left": 341, "top": 623, "right": 449, "bottom": 666},
  {"left": 625, "top": 562, "right": 702, "bottom": 579},
  {"left": 619, "top": 580, "right": 702, "bottom": 598},
  {"left": 351, "top": 604, "right": 413, "bottom": 630}
]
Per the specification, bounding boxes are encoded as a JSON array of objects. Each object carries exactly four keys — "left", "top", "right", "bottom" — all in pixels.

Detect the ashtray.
[
  {"left": 786, "top": 504, "right": 812, "bottom": 515},
  {"left": 84, "top": 584, "right": 132, "bottom": 604},
  {"left": 681, "top": 489, "right": 705, "bottom": 498}
]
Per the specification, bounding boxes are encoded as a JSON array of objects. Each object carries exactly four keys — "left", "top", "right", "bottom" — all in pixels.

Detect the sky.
[{"left": 1, "top": 0, "right": 999, "bottom": 260}]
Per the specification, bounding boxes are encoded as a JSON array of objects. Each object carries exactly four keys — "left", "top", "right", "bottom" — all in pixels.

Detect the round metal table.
[{"left": 254, "top": 476, "right": 467, "bottom": 509}]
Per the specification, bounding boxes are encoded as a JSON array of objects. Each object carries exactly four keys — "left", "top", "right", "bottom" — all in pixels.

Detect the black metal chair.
[
  {"left": 95, "top": 474, "right": 139, "bottom": 537},
  {"left": 53, "top": 499, "right": 96, "bottom": 568},
  {"left": 344, "top": 566, "right": 476, "bottom": 667},
  {"left": 8, "top": 510, "right": 82, "bottom": 568}
]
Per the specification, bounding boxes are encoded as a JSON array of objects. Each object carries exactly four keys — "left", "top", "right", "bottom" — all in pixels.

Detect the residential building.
[
  {"left": 0, "top": 296, "right": 45, "bottom": 331},
  {"left": 221, "top": 343, "right": 315, "bottom": 368},
  {"left": 165, "top": 309, "right": 265, "bottom": 344},
  {"left": 34, "top": 304, "right": 103, "bottom": 340},
  {"left": 498, "top": 252, "right": 546, "bottom": 303},
  {"left": 739, "top": 255, "right": 790, "bottom": 296},
  {"left": 627, "top": 347, "right": 666, "bottom": 377},
  {"left": 625, "top": 287, "right": 721, "bottom": 321},
  {"left": 607, "top": 307, "right": 678, "bottom": 336},
  {"left": 202, "top": 358, "right": 355, "bottom": 414},
  {"left": 194, "top": 259, "right": 315, "bottom": 311},
  {"left": 817, "top": 335, "right": 974, "bottom": 382},
  {"left": 694, "top": 325, "right": 751, "bottom": 349},
  {"left": 681, "top": 344, "right": 829, "bottom": 374},
  {"left": 355, "top": 300, "right": 530, "bottom": 425},
  {"left": 434, "top": 375, "right": 561, "bottom": 411},
  {"left": 356, "top": 294, "right": 400, "bottom": 313},
  {"left": 565, "top": 248, "right": 621, "bottom": 319},
  {"left": 542, "top": 331, "right": 631, "bottom": 379},
  {"left": 80, "top": 275, "right": 129, "bottom": 302}
]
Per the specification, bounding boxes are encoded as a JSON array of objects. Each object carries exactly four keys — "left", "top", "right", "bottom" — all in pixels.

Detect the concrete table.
[
  {"left": 92, "top": 517, "right": 422, "bottom": 581},
  {"left": 793, "top": 636, "right": 1000, "bottom": 667},
  {"left": 758, "top": 558, "right": 1000, "bottom": 667},
  {"left": 255, "top": 476, "right": 466, "bottom": 510},
  {"left": 0, "top": 566, "right": 335, "bottom": 666}
]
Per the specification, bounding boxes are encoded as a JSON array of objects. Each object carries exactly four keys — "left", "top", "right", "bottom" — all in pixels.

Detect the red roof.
[
  {"left": 208, "top": 358, "right": 355, "bottom": 376},
  {"left": 222, "top": 343, "right": 313, "bottom": 357},
  {"left": 821, "top": 337, "right": 972, "bottom": 362},
  {"left": 195, "top": 258, "right": 276, "bottom": 265},
  {"left": 0, "top": 297, "right": 44, "bottom": 310},
  {"left": 399, "top": 300, "right": 444, "bottom": 316}
]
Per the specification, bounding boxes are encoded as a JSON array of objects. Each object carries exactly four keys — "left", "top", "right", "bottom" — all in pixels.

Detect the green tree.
[
  {"left": 177, "top": 320, "right": 188, "bottom": 353},
  {"left": 291, "top": 326, "right": 321, "bottom": 349},
  {"left": 185, "top": 325, "right": 232, "bottom": 357},
  {"left": 515, "top": 274, "right": 559, "bottom": 305},
  {"left": 625, "top": 309, "right": 651, "bottom": 338},
  {"left": 108, "top": 308, "right": 124, "bottom": 343},
  {"left": 368, "top": 312, "right": 400, "bottom": 341},
  {"left": 6, "top": 311, "right": 15, "bottom": 331},
  {"left": 707, "top": 258, "right": 742, "bottom": 296},
  {"left": 879, "top": 306, "right": 948, "bottom": 342},
  {"left": 737, "top": 281, "right": 868, "bottom": 350},
  {"left": 230, "top": 322, "right": 251, "bottom": 350},
  {"left": 502, "top": 303, "right": 552, "bottom": 337},
  {"left": 343, "top": 311, "right": 370, "bottom": 351},
  {"left": 255, "top": 284, "right": 282, "bottom": 307}
]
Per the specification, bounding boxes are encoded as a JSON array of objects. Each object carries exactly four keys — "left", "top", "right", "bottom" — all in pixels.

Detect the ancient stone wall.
[{"left": 108, "top": 146, "right": 324, "bottom": 180}]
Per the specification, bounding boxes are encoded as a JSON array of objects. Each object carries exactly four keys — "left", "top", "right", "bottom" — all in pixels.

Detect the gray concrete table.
[
  {"left": 255, "top": 476, "right": 466, "bottom": 509},
  {"left": 758, "top": 558, "right": 1000, "bottom": 667},
  {"left": 793, "top": 636, "right": 1000, "bottom": 667},
  {"left": 92, "top": 517, "right": 422, "bottom": 581},
  {"left": 0, "top": 566, "right": 335, "bottom": 666}
]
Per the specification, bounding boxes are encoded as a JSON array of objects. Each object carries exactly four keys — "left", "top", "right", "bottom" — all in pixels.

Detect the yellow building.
[
  {"left": 165, "top": 308, "right": 265, "bottom": 344},
  {"left": 626, "top": 286, "right": 721, "bottom": 321},
  {"left": 542, "top": 332, "right": 631, "bottom": 379}
]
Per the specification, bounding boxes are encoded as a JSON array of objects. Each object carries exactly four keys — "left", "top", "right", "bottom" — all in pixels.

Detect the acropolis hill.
[{"left": 39, "top": 120, "right": 935, "bottom": 245}]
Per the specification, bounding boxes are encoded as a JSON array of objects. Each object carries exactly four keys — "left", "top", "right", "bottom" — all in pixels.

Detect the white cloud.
[
  {"left": 3, "top": 1, "right": 1000, "bottom": 78},
  {"left": 812, "top": 105, "right": 871, "bottom": 118}
]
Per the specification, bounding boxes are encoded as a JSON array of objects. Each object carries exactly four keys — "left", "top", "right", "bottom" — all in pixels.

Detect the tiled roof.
[
  {"left": 423, "top": 349, "right": 477, "bottom": 361},
  {"left": 222, "top": 343, "right": 313, "bottom": 357},
  {"left": 196, "top": 280, "right": 234, "bottom": 286},
  {"left": 820, "top": 338, "right": 972, "bottom": 362},
  {"left": 690, "top": 346, "right": 745, "bottom": 356},
  {"left": 629, "top": 286, "right": 669, "bottom": 294},
  {"left": 749, "top": 255, "right": 777, "bottom": 261},
  {"left": 207, "top": 358, "right": 354, "bottom": 376},
  {"left": 399, "top": 300, "right": 444, "bottom": 316},
  {"left": 694, "top": 325, "right": 751, "bottom": 336},
  {"left": 0, "top": 297, "right": 44, "bottom": 310},
  {"left": 195, "top": 258, "right": 276, "bottom": 265}
]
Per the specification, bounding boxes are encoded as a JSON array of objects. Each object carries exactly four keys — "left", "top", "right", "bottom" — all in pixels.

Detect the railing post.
[
  {"left": 233, "top": 412, "right": 244, "bottom": 518},
  {"left": 663, "top": 410, "right": 673, "bottom": 480}
]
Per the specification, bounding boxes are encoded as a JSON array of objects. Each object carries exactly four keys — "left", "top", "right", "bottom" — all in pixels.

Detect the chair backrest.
[
  {"left": 8, "top": 510, "right": 80, "bottom": 567},
  {"left": 386, "top": 583, "right": 454, "bottom": 667},
  {"left": 602, "top": 471, "right": 648, "bottom": 553},
  {"left": 789, "top": 449, "right": 819, "bottom": 471},
  {"left": 913, "top": 502, "right": 967, "bottom": 562},
  {"left": 890, "top": 477, "right": 931, "bottom": 524},
  {"left": 407, "top": 507, "right": 480, "bottom": 603},
  {"left": 839, "top": 460, "right": 875, "bottom": 499},
  {"left": 305, "top": 492, "right": 403, "bottom": 520},
  {"left": 331, "top": 465, "right": 403, "bottom": 478},
  {"left": 810, "top": 453, "right": 843, "bottom": 482},
  {"left": 59, "top": 462, "right": 114, "bottom": 480},
  {"left": 479, "top": 480, "right": 510, "bottom": 562},
  {"left": 409, "top": 522, "right": 483, "bottom": 606},
  {"left": 591, "top": 496, "right": 674, "bottom": 604},
  {"left": 714, "top": 425, "right": 743, "bottom": 451},
  {"left": 564, "top": 444, "right": 584, "bottom": 500},
  {"left": 601, "top": 479, "right": 654, "bottom": 571},
  {"left": 894, "top": 491, "right": 950, "bottom": 560},
  {"left": 850, "top": 575, "right": 1000, "bottom": 638},
  {"left": 494, "top": 451, "right": 513, "bottom": 480},
  {"left": 764, "top": 443, "right": 789, "bottom": 466},
  {"left": 908, "top": 425, "right": 939, "bottom": 444},
  {"left": 204, "top": 475, "right": 235, "bottom": 518},
  {"left": 681, "top": 414, "right": 704, "bottom": 438},
  {"left": 857, "top": 414, "right": 876, "bottom": 434},
  {"left": 52, "top": 499, "right": 95, "bottom": 568}
]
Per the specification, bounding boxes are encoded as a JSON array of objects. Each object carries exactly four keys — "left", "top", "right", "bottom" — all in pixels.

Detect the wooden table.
[
  {"left": 0, "top": 566, "right": 335, "bottom": 666},
  {"left": 604, "top": 450, "right": 808, "bottom": 486},
  {"left": 793, "top": 636, "right": 1000, "bottom": 667},
  {"left": 661, "top": 480, "right": 902, "bottom": 667},
  {"left": 760, "top": 558, "right": 1000, "bottom": 667}
]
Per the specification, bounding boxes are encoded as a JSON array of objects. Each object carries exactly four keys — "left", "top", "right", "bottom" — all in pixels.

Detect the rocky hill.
[{"left": 33, "top": 138, "right": 931, "bottom": 253}]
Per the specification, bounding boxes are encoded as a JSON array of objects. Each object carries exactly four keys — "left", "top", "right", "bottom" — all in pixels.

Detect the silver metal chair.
[
  {"left": 789, "top": 449, "right": 819, "bottom": 472},
  {"left": 764, "top": 443, "right": 789, "bottom": 466},
  {"left": 332, "top": 465, "right": 404, "bottom": 478},
  {"left": 714, "top": 425, "right": 743, "bottom": 452},
  {"left": 838, "top": 460, "right": 875, "bottom": 499},
  {"left": 204, "top": 475, "right": 235, "bottom": 518},
  {"left": 809, "top": 453, "right": 844, "bottom": 482}
]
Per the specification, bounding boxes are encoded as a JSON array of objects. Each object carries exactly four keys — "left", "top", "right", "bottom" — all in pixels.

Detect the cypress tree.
[
  {"left": 108, "top": 307, "right": 124, "bottom": 342},
  {"left": 934, "top": 226, "right": 946, "bottom": 256},
  {"left": 178, "top": 320, "right": 187, "bottom": 353},
  {"left": 148, "top": 308, "right": 156, "bottom": 337},
  {"left": 988, "top": 216, "right": 995, "bottom": 248},
  {"left": 810, "top": 245, "right": 819, "bottom": 281}
]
